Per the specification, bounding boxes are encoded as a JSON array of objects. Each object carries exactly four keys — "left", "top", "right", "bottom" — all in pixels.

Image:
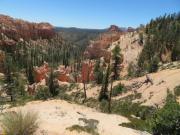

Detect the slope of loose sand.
[
  {"left": 2, "top": 100, "right": 148, "bottom": 135},
  {"left": 67, "top": 66, "right": 180, "bottom": 108},
  {"left": 113, "top": 68, "right": 180, "bottom": 106}
]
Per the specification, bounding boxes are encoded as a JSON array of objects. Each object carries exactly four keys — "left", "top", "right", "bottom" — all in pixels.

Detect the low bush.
[
  {"left": 98, "top": 98, "right": 155, "bottom": 133},
  {"left": 58, "top": 89, "right": 72, "bottom": 101},
  {"left": 128, "top": 62, "right": 138, "bottom": 77},
  {"left": 99, "top": 99, "right": 109, "bottom": 113},
  {"left": 117, "top": 101, "right": 154, "bottom": 118},
  {"left": 35, "top": 85, "right": 51, "bottom": 100},
  {"left": 112, "top": 84, "right": 127, "bottom": 97},
  {"left": 2, "top": 111, "right": 39, "bottom": 135},
  {"left": 69, "top": 83, "right": 77, "bottom": 91},
  {"left": 120, "top": 117, "right": 152, "bottom": 132},
  {"left": 10, "top": 95, "right": 34, "bottom": 107},
  {"left": 59, "top": 93, "right": 72, "bottom": 101},
  {"left": 99, "top": 98, "right": 155, "bottom": 119},
  {"left": 151, "top": 92, "right": 180, "bottom": 135},
  {"left": 84, "top": 97, "right": 99, "bottom": 109},
  {"left": 174, "top": 85, "right": 180, "bottom": 97},
  {"left": 67, "top": 125, "right": 99, "bottom": 135},
  {"left": 67, "top": 118, "right": 99, "bottom": 135}
]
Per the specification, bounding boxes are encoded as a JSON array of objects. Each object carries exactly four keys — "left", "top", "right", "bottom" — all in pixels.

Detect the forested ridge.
[{"left": 138, "top": 13, "right": 180, "bottom": 74}]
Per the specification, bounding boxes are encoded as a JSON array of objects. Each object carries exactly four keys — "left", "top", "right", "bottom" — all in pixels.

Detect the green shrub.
[
  {"left": 10, "top": 95, "right": 34, "bottom": 107},
  {"left": 35, "top": 85, "right": 51, "bottom": 100},
  {"left": 128, "top": 62, "right": 138, "bottom": 77},
  {"left": 67, "top": 125, "right": 99, "bottom": 135},
  {"left": 112, "top": 84, "right": 126, "bottom": 97},
  {"left": 99, "top": 99, "right": 109, "bottom": 113},
  {"left": 2, "top": 111, "right": 39, "bottom": 135},
  {"left": 67, "top": 118, "right": 99, "bottom": 135},
  {"left": 69, "top": 83, "right": 77, "bottom": 91},
  {"left": 152, "top": 92, "right": 180, "bottom": 135},
  {"left": 98, "top": 98, "right": 155, "bottom": 133},
  {"left": 98, "top": 95, "right": 155, "bottom": 119},
  {"left": 58, "top": 92, "right": 72, "bottom": 101},
  {"left": 84, "top": 98, "right": 99, "bottom": 108},
  {"left": 120, "top": 118, "right": 152, "bottom": 132},
  {"left": 148, "top": 56, "right": 159, "bottom": 73},
  {"left": 174, "top": 85, "right": 180, "bottom": 97},
  {"left": 0, "top": 96, "right": 5, "bottom": 113}
]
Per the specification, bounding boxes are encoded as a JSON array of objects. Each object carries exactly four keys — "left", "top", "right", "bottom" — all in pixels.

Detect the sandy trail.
[{"left": 4, "top": 100, "right": 146, "bottom": 135}]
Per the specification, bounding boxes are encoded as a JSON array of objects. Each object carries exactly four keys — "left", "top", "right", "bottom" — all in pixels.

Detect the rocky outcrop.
[
  {"left": 84, "top": 46, "right": 111, "bottom": 62},
  {"left": 127, "top": 27, "right": 135, "bottom": 32},
  {"left": 34, "top": 63, "right": 73, "bottom": 83},
  {"left": 108, "top": 25, "right": 120, "bottom": 33},
  {"left": 81, "top": 60, "right": 95, "bottom": 83},
  {"left": 0, "top": 14, "right": 55, "bottom": 46},
  {"left": 56, "top": 65, "right": 71, "bottom": 82},
  {"left": 34, "top": 62, "right": 49, "bottom": 83},
  {"left": 84, "top": 25, "right": 122, "bottom": 62},
  {"left": 109, "top": 31, "right": 143, "bottom": 76}
]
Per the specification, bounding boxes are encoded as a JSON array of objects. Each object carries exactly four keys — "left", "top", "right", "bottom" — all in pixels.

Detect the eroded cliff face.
[
  {"left": 109, "top": 31, "right": 143, "bottom": 76},
  {"left": 84, "top": 25, "right": 123, "bottom": 62},
  {"left": 0, "top": 14, "right": 55, "bottom": 46}
]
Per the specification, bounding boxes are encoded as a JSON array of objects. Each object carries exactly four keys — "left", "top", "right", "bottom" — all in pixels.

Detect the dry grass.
[{"left": 2, "top": 111, "right": 39, "bottom": 135}]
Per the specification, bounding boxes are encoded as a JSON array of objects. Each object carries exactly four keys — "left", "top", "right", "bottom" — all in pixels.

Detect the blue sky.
[{"left": 0, "top": 0, "right": 179, "bottom": 28}]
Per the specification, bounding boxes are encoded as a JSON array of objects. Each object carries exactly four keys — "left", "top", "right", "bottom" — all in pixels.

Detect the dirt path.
[{"left": 4, "top": 100, "right": 148, "bottom": 135}]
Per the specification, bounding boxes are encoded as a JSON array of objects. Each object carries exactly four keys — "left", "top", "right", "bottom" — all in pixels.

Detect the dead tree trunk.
[
  {"left": 83, "top": 81, "right": 87, "bottom": 103},
  {"left": 144, "top": 74, "right": 153, "bottom": 85}
]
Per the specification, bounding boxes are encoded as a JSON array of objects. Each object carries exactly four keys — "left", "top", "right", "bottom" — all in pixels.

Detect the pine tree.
[
  {"left": 108, "top": 72, "right": 114, "bottom": 113},
  {"left": 99, "top": 64, "right": 110, "bottom": 101},
  {"left": 26, "top": 55, "right": 35, "bottom": 85},
  {"left": 112, "top": 45, "right": 122, "bottom": 80},
  {"left": 14, "top": 73, "right": 26, "bottom": 96},
  {"left": 138, "top": 12, "right": 180, "bottom": 75},
  {"left": 94, "top": 59, "right": 104, "bottom": 84},
  {"left": 48, "top": 68, "right": 58, "bottom": 97},
  {"left": 4, "top": 54, "right": 16, "bottom": 102}
]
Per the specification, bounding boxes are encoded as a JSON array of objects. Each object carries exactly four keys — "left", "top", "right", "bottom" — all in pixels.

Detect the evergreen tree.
[
  {"left": 99, "top": 64, "right": 110, "bottom": 101},
  {"left": 4, "top": 54, "right": 16, "bottom": 102},
  {"left": 108, "top": 72, "right": 114, "bottom": 113},
  {"left": 48, "top": 68, "right": 58, "bottom": 97},
  {"left": 138, "top": 12, "right": 180, "bottom": 75},
  {"left": 148, "top": 56, "right": 159, "bottom": 73},
  {"left": 26, "top": 54, "right": 35, "bottom": 85},
  {"left": 152, "top": 91, "right": 180, "bottom": 135},
  {"left": 112, "top": 45, "right": 122, "bottom": 80},
  {"left": 14, "top": 73, "right": 26, "bottom": 96},
  {"left": 94, "top": 59, "right": 104, "bottom": 84}
]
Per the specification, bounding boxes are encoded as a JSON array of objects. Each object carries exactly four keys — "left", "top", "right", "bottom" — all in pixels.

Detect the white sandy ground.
[
  {"left": 115, "top": 68, "right": 180, "bottom": 107},
  {"left": 0, "top": 100, "right": 150, "bottom": 135},
  {"left": 68, "top": 68, "right": 180, "bottom": 107}
]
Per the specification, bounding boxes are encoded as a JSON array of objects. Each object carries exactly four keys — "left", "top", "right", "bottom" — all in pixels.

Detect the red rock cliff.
[
  {"left": 84, "top": 25, "right": 122, "bottom": 62},
  {"left": 0, "top": 14, "right": 55, "bottom": 46}
]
